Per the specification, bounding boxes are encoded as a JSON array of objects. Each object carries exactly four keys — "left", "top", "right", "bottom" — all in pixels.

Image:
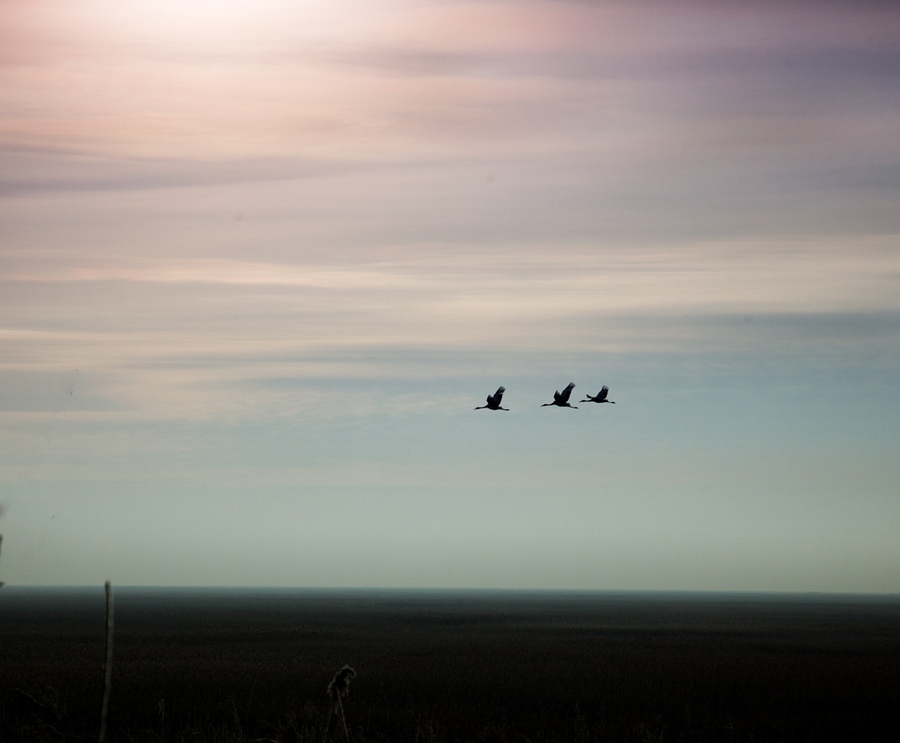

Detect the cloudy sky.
[{"left": 2, "top": 0, "right": 899, "bottom": 591}]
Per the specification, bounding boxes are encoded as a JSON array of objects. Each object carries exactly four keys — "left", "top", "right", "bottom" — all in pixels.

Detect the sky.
[{"left": 1, "top": 0, "right": 899, "bottom": 591}]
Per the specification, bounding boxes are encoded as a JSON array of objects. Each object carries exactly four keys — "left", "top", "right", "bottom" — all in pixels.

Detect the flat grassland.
[{"left": 1, "top": 589, "right": 899, "bottom": 742}]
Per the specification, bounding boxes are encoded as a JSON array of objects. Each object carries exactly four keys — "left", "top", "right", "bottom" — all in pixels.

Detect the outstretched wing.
[
  {"left": 558, "top": 382, "right": 575, "bottom": 403},
  {"left": 490, "top": 386, "right": 506, "bottom": 406},
  {"left": 598, "top": 385, "right": 609, "bottom": 401}
]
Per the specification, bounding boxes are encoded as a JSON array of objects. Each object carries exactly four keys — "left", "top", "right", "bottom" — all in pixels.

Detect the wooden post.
[{"left": 98, "top": 580, "right": 114, "bottom": 743}]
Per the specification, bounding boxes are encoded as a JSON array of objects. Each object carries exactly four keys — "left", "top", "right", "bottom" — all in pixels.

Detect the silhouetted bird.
[
  {"left": 541, "top": 382, "right": 577, "bottom": 409},
  {"left": 475, "top": 386, "right": 508, "bottom": 411},
  {"left": 580, "top": 385, "right": 615, "bottom": 404}
]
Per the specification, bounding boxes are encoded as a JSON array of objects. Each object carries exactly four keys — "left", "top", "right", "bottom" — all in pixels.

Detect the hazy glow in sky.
[{"left": 2, "top": 0, "right": 899, "bottom": 590}]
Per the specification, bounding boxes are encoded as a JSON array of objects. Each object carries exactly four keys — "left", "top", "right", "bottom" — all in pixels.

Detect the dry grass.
[{"left": 1, "top": 589, "right": 899, "bottom": 742}]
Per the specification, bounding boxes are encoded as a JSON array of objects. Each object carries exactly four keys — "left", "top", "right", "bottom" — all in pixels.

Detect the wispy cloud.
[
  {"left": 4, "top": 0, "right": 898, "bottom": 164},
  {"left": 3, "top": 232, "right": 898, "bottom": 421}
]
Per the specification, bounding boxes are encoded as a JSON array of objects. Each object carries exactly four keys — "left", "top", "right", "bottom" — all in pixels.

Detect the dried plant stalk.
[
  {"left": 322, "top": 665, "right": 356, "bottom": 742},
  {"left": 327, "top": 665, "right": 357, "bottom": 703}
]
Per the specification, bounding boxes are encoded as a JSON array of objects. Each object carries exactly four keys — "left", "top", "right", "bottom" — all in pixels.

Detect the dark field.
[{"left": 1, "top": 589, "right": 899, "bottom": 742}]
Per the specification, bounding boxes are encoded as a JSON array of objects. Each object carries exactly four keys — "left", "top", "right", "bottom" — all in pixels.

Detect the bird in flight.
[
  {"left": 541, "top": 382, "right": 577, "bottom": 409},
  {"left": 475, "top": 386, "right": 508, "bottom": 411},
  {"left": 580, "top": 385, "right": 615, "bottom": 404}
]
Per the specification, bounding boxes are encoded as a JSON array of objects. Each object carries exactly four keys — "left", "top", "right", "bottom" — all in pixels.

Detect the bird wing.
[
  {"left": 599, "top": 385, "right": 609, "bottom": 401},
  {"left": 558, "top": 382, "right": 575, "bottom": 403}
]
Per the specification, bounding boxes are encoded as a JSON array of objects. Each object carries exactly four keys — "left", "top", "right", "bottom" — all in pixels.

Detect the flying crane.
[
  {"left": 475, "top": 386, "right": 508, "bottom": 411},
  {"left": 580, "top": 385, "right": 615, "bottom": 404},
  {"left": 541, "top": 382, "right": 577, "bottom": 409}
]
